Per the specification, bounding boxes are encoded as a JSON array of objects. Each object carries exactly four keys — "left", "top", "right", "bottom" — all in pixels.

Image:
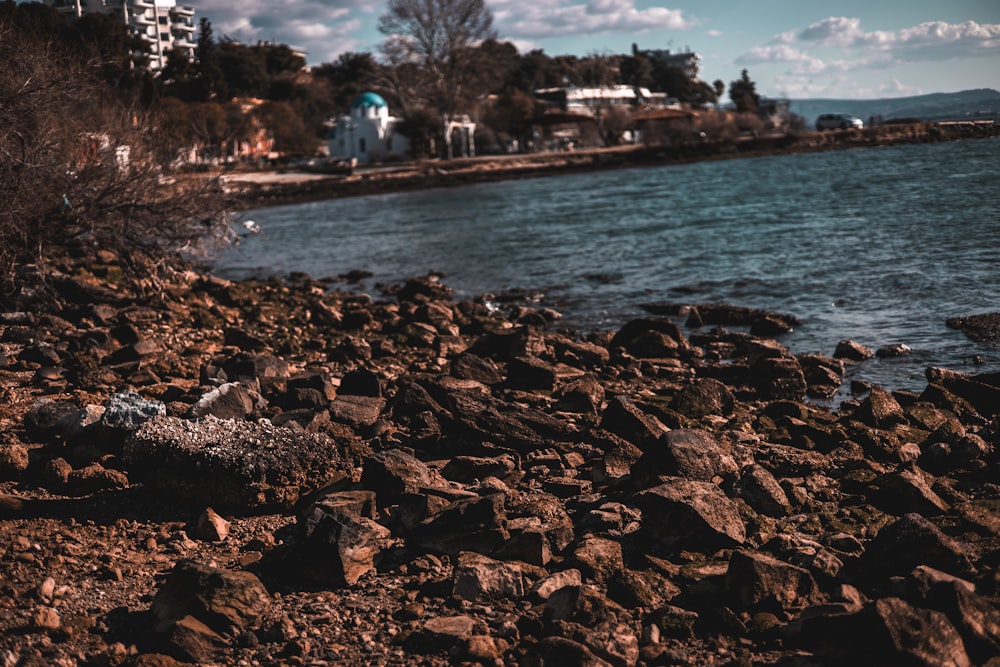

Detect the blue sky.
[{"left": 195, "top": 0, "right": 1000, "bottom": 99}]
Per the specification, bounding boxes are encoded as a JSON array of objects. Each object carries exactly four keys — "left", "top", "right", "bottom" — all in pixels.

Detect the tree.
[
  {"left": 0, "top": 18, "right": 230, "bottom": 302},
  {"left": 378, "top": 0, "right": 498, "bottom": 120},
  {"left": 729, "top": 69, "right": 760, "bottom": 113}
]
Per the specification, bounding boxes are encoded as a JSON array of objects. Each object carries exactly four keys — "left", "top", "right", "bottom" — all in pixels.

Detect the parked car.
[{"left": 816, "top": 113, "right": 864, "bottom": 130}]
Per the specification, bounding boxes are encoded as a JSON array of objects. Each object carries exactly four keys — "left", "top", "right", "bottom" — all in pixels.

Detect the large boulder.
[{"left": 123, "top": 415, "right": 349, "bottom": 512}]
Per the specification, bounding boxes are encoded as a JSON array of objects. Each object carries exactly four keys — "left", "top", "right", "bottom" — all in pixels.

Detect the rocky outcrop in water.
[{"left": 0, "top": 257, "right": 998, "bottom": 666}]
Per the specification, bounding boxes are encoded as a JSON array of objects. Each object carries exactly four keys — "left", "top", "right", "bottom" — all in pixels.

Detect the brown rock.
[
  {"left": 633, "top": 478, "right": 747, "bottom": 553},
  {"left": 568, "top": 535, "right": 624, "bottom": 584},
  {"left": 296, "top": 502, "right": 391, "bottom": 586},
  {"left": 726, "top": 550, "right": 822, "bottom": 611},
  {"left": 794, "top": 597, "right": 971, "bottom": 667},
  {"left": 452, "top": 551, "right": 525, "bottom": 602},
  {"left": 150, "top": 560, "right": 270, "bottom": 636}
]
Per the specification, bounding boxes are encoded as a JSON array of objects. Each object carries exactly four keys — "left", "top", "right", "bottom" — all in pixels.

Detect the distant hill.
[{"left": 789, "top": 89, "right": 1000, "bottom": 125}]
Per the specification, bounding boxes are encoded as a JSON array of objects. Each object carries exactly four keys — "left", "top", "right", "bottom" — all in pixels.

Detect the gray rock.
[{"left": 102, "top": 390, "right": 166, "bottom": 431}]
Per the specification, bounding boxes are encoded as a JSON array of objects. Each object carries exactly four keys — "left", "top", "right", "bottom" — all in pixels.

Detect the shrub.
[{"left": 0, "top": 22, "right": 232, "bottom": 305}]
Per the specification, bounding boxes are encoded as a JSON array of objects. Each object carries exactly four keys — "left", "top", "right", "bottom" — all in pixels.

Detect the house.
[
  {"left": 327, "top": 92, "right": 410, "bottom": 164},
  {"left": 632, "top": 43, "right": 702, "bottom": 80},
  {"left": 43, "top": 0, "right": 196, "bottom": 72},
  {"left": 534, "top": 85, "right": 669, "bottom": 117}
]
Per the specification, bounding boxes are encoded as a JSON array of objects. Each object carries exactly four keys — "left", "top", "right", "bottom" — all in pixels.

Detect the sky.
[{"left": 192, "top": 0, "right": 1000, "bottom": 100}]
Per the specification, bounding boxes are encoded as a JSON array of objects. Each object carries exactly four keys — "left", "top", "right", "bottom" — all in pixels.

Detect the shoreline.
[
  {"left": 1, "top": 260, "right": 998, "bottom": 665},
  {"left": 221, "top": 122, "right": 1000, "bottom": 210}
]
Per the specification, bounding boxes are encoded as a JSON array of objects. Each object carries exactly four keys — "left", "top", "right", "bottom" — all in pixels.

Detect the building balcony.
[
  {"left": 129, "top": 0, "right": 154, "bottom": 8},
  {"left": 170, "top": 5, "right": 195, "bottom": 17},
  {"left": 171, "top": 37, "right": 195, "bottom": 50},
  {"left": 171, "top": 22, "right": 196, "bottom": 33}
]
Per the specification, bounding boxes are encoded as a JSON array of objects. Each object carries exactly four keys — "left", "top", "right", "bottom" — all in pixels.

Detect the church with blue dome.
[{"left": 326, "top": 92, "right": 410, "bottom": 164}]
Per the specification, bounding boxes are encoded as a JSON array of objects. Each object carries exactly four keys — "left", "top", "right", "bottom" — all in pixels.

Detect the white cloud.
[
  {"left": 743, "top": 17, "right": 1000, "bottom": 98},
  {"left": 705, "top": 29, "right": 722, "bottom": 38},
  {"left": 491, "top": 0, "right": 697, "bottom": 39},
  {"left": 194, "top": 0, "right": 371, "bottom": 63}
]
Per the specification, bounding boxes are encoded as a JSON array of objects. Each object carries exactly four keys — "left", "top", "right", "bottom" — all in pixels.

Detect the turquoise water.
[{"left": 215, "top": 138, "right": 1000, "bottom": 394}]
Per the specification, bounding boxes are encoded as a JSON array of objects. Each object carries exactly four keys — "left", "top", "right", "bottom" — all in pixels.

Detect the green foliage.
[{"left": 729, "top": 69, "right": 761, "bottom": 113}]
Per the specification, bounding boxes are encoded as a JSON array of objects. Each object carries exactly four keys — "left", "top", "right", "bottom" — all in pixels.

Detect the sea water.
[{"left": 214, "top": 137, "right": 1000, "bottom": 396}]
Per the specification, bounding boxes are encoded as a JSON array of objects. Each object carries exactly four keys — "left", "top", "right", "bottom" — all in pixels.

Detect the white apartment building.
[{"left": 44, "top": 0, "right": 196, "bottom": 72}]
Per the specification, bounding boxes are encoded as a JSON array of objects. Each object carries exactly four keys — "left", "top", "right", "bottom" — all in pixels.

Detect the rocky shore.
[
  {"left": 1, "top": 253, "right": 999, "bottom": 667},
  {"left": 222, "top": 122, "right": 1000, "bottom": 209}
]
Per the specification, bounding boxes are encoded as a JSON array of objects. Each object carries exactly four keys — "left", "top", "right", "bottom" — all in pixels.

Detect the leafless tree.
[
  {"left": 378, "top": 0, "right": 497, "bottom": 118},
  {"left": 0, "top": 24, "right": 231, "bottom": 303}
]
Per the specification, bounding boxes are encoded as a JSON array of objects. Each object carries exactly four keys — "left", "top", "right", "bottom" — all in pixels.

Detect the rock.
[
  {"left": 0, "top": 444, "right": 29, "bottom": 479},
  {"left": 876, "top": 343, "right": 912, "bottom": 357},
  {"left": 834, "top": 339, "right": 874, "bottom": 361},
  {"left": 403, "top": 615, "right": 476, "bottom": 654},
  {"left": 599, "top": 396, "right": 668, "bottom": 447},
  {"left": 633, "top": 478, "right": 746, "bottom": 553},
  {"left": 794, "top": 597, "right": 971, "bottom": 667},
  {"left": 862, "top": 513, "right": 976, "bottom": 581},
  {"left": 545, "top": 584, "right": 626, "bottom": 629},
  {"left": 32, "top": 606, "right": 60, "bottom": 631},
  {"left": 24, "top": 398, "right": 84, "bottom": 443},
  {"left": 798, "top": 353, "right": 845, "bottom": 397},
  {"left": 925, "top": 366, "right": 1000, "bottom": 419},
  {"left": 606, "top": 568, "right": 680, "bottom": 610},
  {"left": 123, "top": 415, "right": 349, "bottom": 512},
  {"left": 726, "top": 550, "right": 822, "bottom": 611},
  {"left": 65, "top": 463, "right": 129, "bottom": 494},
  {"left": 328, "top": 394, "right": 386, "bottom": 429},
  {"left": 188, "top": 382, "right": 259, "bottom": 420},
  {"left": 295, "top": 500, "right": 392, "bottom": 586},
  {"left": 163, "top": 615, "right": 227, "bottom": 664},
  {"left": 507, "top": 355, "right": 559, "bottom": 390},
  {"left": 554, "top": 374, "right": 605, "bottom": 413},
  {"left": 875, "top": 467, "right": 950, "bottom": 517},
  {"left": 410, "top": 494, "right": 509, "bottom": 556},
  {"left": 101, "top": 390, "right": 167, "bottom": 432},
  {"left": 568, "top": 535, "right": 624, "bottom": 584},
  {"left": 669, "top": 378, "right": 734, "bottom": 419},
  {"left": 452, "top": 551, "right": 525, "bottom": 602},
  {"left": 737, "top": 464, "right": 793, "bottom": 517},
  {"left": 631, "top": 429, "right": 736, "bottom": 485},
  {"left": 851, "top": 386, "right": 906, "bottom": 429},
  {"left": 609, "top": 318, "right": 688, "bottom": 358},
  {"left": 907, "top": 568, "right": 1000, "bottom": 662},
  {"left": 450, "top": 353, "right": 504, "bottom": 385},
  {"left": 194, "top": 508, "right": 230, "bottom": 542},
  {"left": 150, "top": 560, "right": 270, "bottom": 636},
  {"left": 359, "top": 449, "right": 448, "bottom": 505},
  {"left": 529, "top": 569, "right": 583, "bottom": 602},
  {"left": 524, "top": 636, "right": 613, "bottom": 667},
  {"left": 750, "top": 354, "right": 807, "bottom": 400},
  {"left": 945, "top": 312, "right": 1000, "bottom": 343}
]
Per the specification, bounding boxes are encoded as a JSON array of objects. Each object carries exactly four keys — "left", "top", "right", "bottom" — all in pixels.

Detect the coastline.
[{"left": 221, "top": 122, "right": 1000, "bottom": 210}]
